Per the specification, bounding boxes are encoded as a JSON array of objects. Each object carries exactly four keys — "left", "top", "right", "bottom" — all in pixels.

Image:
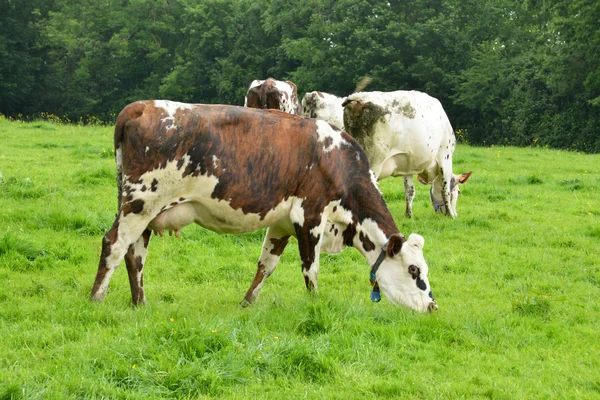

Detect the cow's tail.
[
  {"left": 354, "top": 77, "right": 372, "bottom": 93},
  {"left": 113, "top": 101, "right": 146, "bottom": 212},
  {"left": 114, "top": 116, "right": 126, "bottom": 211}
]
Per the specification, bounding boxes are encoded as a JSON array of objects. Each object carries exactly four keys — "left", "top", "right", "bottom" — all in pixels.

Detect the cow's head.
[
  {"left": 419, "top": 171, "right": 472, "bottom": 217},
  {"left": 375, "top": 233, "right": 437, "bottom": 312}
]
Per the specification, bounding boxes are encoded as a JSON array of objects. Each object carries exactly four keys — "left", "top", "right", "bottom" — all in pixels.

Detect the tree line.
[{"left": 1, "top": 0, "right": 598, "bottom": 152}]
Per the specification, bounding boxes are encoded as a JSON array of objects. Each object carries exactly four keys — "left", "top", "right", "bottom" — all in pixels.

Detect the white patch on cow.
[
  {"left": 124, "top": 157, "right": 308, "bottom": 236},
  {"left": 290, "top": 197, "right": 306, "bottom": 227},
  {"left": 357, "top": 218, "right": 388, "bottom": 250},
  {"left": 320, "top": 201, "right": 353, "bottom": 254},
  {"left": 272, "top": 81, "right": 296, "bottom": 114},
  {"left": 212, "top": 155, "right": 219, "bottom": 169},
  {"left": 258, "top": 237, "right": 275, "bottom": 265},
  {"left": 309, "top": 209, "right": 329, "bottom": 239},
  {"left": 248, "top": 79, "right": 264, "bottom": 90},
  {"left": 145, "top": 146, "right": 150, "bottom": 154},
  {"left": 369, "top": 170, "right": 381, "bottom": 193},
  {"left": 153, "top": 100, "right": 194, "bottom": 132},
  {"left": 301, "top": 91, "right": 346, "bottom": 130},
  {"left": 272, "top": 80, "right": 292, "bottom": 94},
  {"left": 315, "top": 120, "right": 349, "bottom": 153},
  {"left": 132, "top": 235, "right": 147, "bottom": 258}
]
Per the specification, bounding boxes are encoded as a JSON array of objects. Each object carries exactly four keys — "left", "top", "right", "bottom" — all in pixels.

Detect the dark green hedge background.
[{"left": 1, "top": 0, "right": 598, "bottom": 152}]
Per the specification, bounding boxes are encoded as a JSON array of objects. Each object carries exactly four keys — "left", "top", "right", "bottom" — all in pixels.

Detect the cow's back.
[
  {"left": 344, "top": 91, "right": 454, "bottom": 176},
  {"left": 115, "top": 101, "right": 363, "bottom": 225}
]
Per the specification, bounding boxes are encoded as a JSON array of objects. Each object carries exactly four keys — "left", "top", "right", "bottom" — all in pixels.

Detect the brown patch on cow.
[
  {"left": 343, "top": 99, "right": 388, "bottom": 151},
  {"left": 391, "top": 99, "right": 416, "bottom": 119},
  {"left": 179, "top": 197, "right": 186, "bottom": 202},
  {"left": 105, "top": 220, "right": 120, "bottom": 245},
  {"left": 304, "top": 93, "right": 318, "bottom": 118},
  {"left": 150, "top": 179, "right": 158, "bottom": 192},
  {"left": 269, "top": 236, "right": 290, "bottom": 256},
  {"left": 92, "top": 220, "right": 121, "bottom": 298},
  {"left": 122, "top": 199, "right": 145, "bottom": 216},
  {"left": 359, "top": 231, "right": 375, "bottom": 252},
  {"left": 243, "top": 261, "right": 267, "bottom": 303},
  {"left": 322, "top": 136, "right": 333, "bottom": 150},
  {"left": 386, "top": 233, "right": 405, "bottom": 257},
  {"left": 246, "top": 78, "right": 300, "bottom": 114},
  {"left": 343, "top": 224, "right": 357, "bottom": 247}
]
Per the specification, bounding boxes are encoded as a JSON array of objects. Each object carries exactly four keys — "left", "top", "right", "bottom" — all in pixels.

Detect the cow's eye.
[{"left": 408, "top": 265, "right": 420, "bottom": 277}]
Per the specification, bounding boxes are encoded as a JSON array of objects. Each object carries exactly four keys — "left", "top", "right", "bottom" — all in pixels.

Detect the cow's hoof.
[
  {"left": 90, "top": 293, "right": 106, "bottom": 302},
  {"left": 240, "top": 298, "right": 252, "bottom": 308},
  {"left": 131, "top": 297, "right": 147, "bottom": 307}
]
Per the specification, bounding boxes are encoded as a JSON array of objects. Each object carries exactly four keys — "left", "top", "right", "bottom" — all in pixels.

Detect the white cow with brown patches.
[
  {"left": 301, "top": 91, "right": 346, "bottom": 130},
  {"left": 90, "top": 100, "right": 438, "bottom": 312},
  {"left": 244, "top": 78, "right": 301, "bottom": 114},
  {"left": 343, "top": 90, "right": 472, "bottom": 218}
]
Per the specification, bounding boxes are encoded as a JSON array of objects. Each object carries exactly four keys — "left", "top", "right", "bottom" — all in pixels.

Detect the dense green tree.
[
  {"left": 0, "top": 0, "right": 597, "bottom": 151},
  {"left": 40, "top": 0, "right": 182, "bottom": 119},
  {"left": 0, "top": 0, "right": 54, "bottom": 116}
]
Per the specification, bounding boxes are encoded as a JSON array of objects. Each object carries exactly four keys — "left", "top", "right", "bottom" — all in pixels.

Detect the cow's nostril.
[{"left": 427, "top": 302, "right": 438, "bottom": 312}]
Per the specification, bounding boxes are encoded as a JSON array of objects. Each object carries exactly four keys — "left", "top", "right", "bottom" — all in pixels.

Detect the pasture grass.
[{"left": 0, "top": 117, "right": 599, "bottom": 398}]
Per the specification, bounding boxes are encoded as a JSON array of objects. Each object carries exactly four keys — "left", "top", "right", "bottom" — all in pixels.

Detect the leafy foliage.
[{"left": 0, "top": 0, "right": 598, "bottom": 151}]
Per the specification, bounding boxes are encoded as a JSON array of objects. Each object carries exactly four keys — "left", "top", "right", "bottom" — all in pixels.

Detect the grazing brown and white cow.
[
  {"left": 343, "top": 90, "right": 472, "bottom": 218},
  {"left": 244, "top": 78, "right": 301, "bottom": 114},
  {"left": 301, "top": 91, "right": 346, "bottom": 130},
  {"left": 90, "top": 100, "right": 437, "bottom": 312}
]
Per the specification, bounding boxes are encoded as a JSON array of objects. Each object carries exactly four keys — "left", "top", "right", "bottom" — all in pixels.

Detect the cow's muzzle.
[{"left": 427, "top": 302, "right": 438, "bottom": 313}]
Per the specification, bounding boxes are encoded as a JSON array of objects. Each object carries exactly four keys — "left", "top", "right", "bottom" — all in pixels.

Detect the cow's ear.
[
  {"left": 386, "top": 234, "right": 405, "bottom": 257},
  {"left": 417, "top": 176, "right": 429, "bottom": 185},
  {"left": 458, "top": 171, "right": 473, "bottom": 184}
]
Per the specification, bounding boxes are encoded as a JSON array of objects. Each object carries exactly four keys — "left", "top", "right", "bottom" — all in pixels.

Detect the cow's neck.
[
  {"left": 341, "top": 185, "right": 401, "bottom": 266},
  {"left": 350, "top": 219, "right": 392, "bottom": 266}
]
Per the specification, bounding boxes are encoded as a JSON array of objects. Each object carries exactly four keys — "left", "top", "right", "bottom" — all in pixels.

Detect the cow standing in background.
[
  {"left": 343, "top": 90, "right": 472, "bottom": 218},
  {"left": 301, "top": 78, "right": 372, "bottom": 129},
  {"left": 244, "top": 78, "right": 301, "bottom": 115},
  {"left": 90, "top": 100, "right": 437, "bottom": 312},
  {"left": 301, "top": 91, "right": 346, "bottom": 130}
]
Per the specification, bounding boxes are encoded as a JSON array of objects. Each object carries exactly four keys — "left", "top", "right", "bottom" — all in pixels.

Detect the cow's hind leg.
[
  {"left": 294, "top": 212, "right": 326, "bottom": 293},
  {"left": 404, "top": 175, "right": 415, "bottom": 218},
  {"left": 241, "top": 227, "right": 290, "bottom": 307},
  {"left": 91, "top": 214, "right": 152, "bottom": 302},
  {"left": 124, "top": 229, "right": 151, "bottom": 305}
]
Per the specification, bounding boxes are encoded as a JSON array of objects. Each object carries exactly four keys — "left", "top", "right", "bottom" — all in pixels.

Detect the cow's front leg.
[
  {"left": 294, "top": 214, "right": 326, "bottom": 293},
  {"left": 440, "top": 168, "right": 453, "bottom": 217},
  {"left": 124, "top": 229, "right": 151, "bottom": 306},
  {"left": 404, "top": 175, "right": 415, "bottom": 218},
  {"left": 241, "top": 227, "right": 290, "bottom": 307}
]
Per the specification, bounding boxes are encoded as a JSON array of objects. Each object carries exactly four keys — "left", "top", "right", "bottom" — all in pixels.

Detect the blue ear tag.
[
  {"left": 369, "top": 272, "right": 381, "bottom": 302},
  {"left": 434, "top": 203, "right": 440, "bottom": 212},
  {"left": 370, "top": 290, "right": 381, "bottom": 303}
]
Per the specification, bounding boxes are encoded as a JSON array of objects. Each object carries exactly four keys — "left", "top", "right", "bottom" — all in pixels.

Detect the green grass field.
[{"left": 0, "top": 116, "right": 599, "bottom": 399}]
